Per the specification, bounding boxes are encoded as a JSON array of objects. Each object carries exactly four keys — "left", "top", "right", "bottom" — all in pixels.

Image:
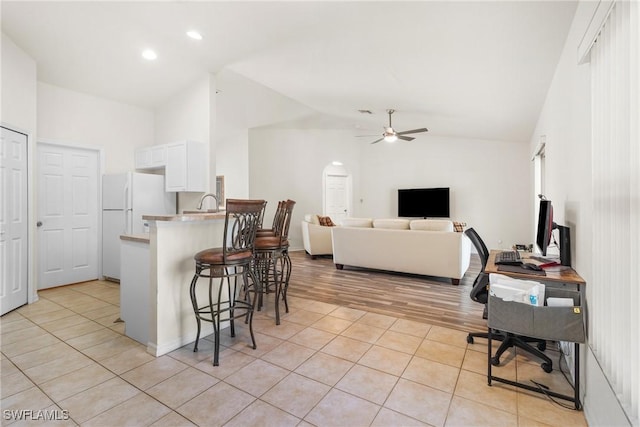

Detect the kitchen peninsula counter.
[
  {"left": 120, "top": 234, "right": 150, "bottom": 244},
  {"left": 140, "top": 212, "right": 227, "bottom": 356},
  {"left": 144, "top": 211, "right": 226, "bottom": 222}
]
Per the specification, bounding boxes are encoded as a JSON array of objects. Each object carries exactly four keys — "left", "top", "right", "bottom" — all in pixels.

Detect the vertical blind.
[{"left": 590, "top": 0, "right": 639, "bottom": 424}]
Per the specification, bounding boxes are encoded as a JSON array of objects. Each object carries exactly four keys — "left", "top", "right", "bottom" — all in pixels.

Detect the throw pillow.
[
  {"left": 453, "top": 221, "right": 467, "bottom": 232},
  {"left": 318, "top": 215, "right": 335, "bottom": 227}
]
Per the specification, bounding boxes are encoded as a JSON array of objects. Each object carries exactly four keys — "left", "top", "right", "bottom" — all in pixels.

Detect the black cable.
[{"left": 527, "top": 343, "right": 580, "bottom": 410}]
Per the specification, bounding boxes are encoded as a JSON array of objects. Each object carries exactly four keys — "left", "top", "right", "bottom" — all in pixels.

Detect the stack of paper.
[{"left": 489, "top": 273, "right": 545, "bottom": 306}]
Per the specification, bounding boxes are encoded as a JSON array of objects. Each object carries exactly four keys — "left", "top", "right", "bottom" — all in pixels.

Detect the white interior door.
[
  {"left": 1, "top": 127, "right": 29, "bottom": 315},
  {"left": 38, "top": 143, "right": 99, "bottom": 289},
  {"left": 325, "top": 174, "right": 349, "bottom": 221}
]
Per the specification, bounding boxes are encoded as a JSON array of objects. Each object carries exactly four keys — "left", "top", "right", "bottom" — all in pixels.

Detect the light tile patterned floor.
[{"left": 1, "top": 280, "right": 588, "bottom": 426}]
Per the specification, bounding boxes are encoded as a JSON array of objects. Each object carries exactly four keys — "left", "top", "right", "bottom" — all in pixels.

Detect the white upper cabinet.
[
  {"left": 135, "top": 141, "right": 207, "bottom": 192},
  {"left": 135, "top": 144, "right": 167, "bottom": 170},
  {"left": 165, "top": 140, "right": 207, "bottom": 192}
]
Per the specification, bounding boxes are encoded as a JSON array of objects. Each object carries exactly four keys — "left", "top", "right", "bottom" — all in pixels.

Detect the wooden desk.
[
  {"left": 486, "top": 250, "right": 585, "bottom": 287},
  {"left": 485, "top": 250, "right": 585, "bottom": 410}
]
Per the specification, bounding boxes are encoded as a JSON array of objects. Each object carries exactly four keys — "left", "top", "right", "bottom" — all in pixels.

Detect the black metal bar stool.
[
  {"left": 253, "top": 199, "right": 295, "bottom": 325},
  {"left": 189, "top": 199, "right": 265, "bottom": 366},
  {"left": 252, "top": 200, "right": 286, "bottom": 308}
]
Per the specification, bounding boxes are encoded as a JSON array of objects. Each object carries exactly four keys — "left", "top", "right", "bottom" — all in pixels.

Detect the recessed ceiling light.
[
  {"left": 186, "top": 30, "right": 203, "bottom": 40},
  {"left": 141, "top": 49, "right": 157, "bottom": 60}
]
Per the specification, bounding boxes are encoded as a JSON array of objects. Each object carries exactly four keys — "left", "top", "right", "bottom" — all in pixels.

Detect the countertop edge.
[
  {"left": 143, "top": 213, "right": 227, "bottom": 222},
  {"left": 120, "top": 234, "right": 150, "bottom": 244}
]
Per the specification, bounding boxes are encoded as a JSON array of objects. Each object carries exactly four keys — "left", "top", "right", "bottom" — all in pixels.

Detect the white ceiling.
[{"left": 1, "top": 1, "right": 577, "bottom": 142}]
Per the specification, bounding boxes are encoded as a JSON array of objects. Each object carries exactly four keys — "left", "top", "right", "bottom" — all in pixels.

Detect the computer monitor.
[
  {"left": 536, "top": 199, "right": 554, "bottom": 256},
  {"left": 536, "top": 198, "right": 571, "bottom": 266}
]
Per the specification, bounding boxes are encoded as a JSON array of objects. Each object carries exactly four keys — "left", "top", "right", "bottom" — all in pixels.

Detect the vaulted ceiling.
[{"left": 1, "top": 1, "right": 577, "bottom": 142}]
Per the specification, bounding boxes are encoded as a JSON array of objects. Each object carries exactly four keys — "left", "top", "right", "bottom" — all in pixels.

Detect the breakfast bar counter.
[{"left": 141, "top": 212, "right": 227, "bottom": 356}]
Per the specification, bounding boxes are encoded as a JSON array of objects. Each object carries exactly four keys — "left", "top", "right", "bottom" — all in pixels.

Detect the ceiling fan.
[{"left": 367, "top": 109, "right": 428, "bottom": 144}]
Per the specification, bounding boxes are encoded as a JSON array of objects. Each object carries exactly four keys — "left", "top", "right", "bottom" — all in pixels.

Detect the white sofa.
[
  {"left": 331, "top": 218, "right": 471, "bottom": 285},
  {"left": 301, "top": 214, "right": 333, "bottom": 258}
]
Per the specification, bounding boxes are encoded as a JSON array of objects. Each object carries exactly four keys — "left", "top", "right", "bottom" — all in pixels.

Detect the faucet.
[{"left": 197, "top": 193, "right": 219, "bottom": 212}]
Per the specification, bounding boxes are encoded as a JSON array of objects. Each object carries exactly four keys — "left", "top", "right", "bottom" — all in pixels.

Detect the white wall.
[
  {"left": 154, "top": 75, "right": 212, "bottom": 145},
  {"left": 249, "top": 129, "right": 361, "bottom": 250},
  {"left": 1, "top": 32, "right": 38, "bottom": 302},
  {"left": 530, "top": 1, "right": 629, "bottom": 425},
  {"left": 154, "top": 74, "right": 215, "bottom": 210},
  {"left": 216, "top": 129, "right": 249, "bottom": 200},
  {"left": 215, "top": 68, "right": 321, "bottom": 202},
  {"left": 248, "top": 129, "right": 530, "bottom": 252},
  {"left": 37, "top": 82, "right": 154, "bottom": 174},
  {"left": 359, "top": 135, "right": 531, "bottom": 250},
  {"left": 1, "top": 33, "right": 37, "bottom": 133}
]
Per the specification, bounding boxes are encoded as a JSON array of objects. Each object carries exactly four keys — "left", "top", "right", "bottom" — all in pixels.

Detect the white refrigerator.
[{"left": 102, "top": 172, "right": 176, "bottom": 280}]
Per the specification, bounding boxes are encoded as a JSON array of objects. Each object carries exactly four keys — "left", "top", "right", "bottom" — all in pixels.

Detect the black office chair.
[
  {"left": 464, "top": 228, "right": 553, "bottom": 373},
  {"left": 464, "top": 227, "right": 491, "bottom": 343}
]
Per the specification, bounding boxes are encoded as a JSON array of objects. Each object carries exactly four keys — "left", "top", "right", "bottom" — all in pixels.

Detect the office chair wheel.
[
  {"left": 537, "top": 341, "right": 547, "bottom": 351},
  {"left": 541, "top": 362, "right": 553, "bottom": 373},
  {"left": 490, "top": 356, "right": 501, "bottom": 366},
  {"left": 467, "top": 335, "right": 474, "bottom": 344}
]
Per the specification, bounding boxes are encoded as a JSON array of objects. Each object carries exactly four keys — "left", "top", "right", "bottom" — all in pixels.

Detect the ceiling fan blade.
[
  {"left": 356, "top": 134, "right": 382, "bottom": 137},
  {"left": 396, "top": 128, "right": 429, "bottom": 135},
  {"left": 370, "top": 138, "right": 385, "bottom": 144},
  {"left": 398, "top": 135, "right": 415, "bottom": 141}
]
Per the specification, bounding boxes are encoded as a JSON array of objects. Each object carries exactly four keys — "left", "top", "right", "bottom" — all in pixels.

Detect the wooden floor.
[{"left": 286, "top": 250, "right": 486, "bottom": 333}]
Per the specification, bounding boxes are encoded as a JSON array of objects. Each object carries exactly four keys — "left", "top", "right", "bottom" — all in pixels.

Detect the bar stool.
[
  {"left": 256, "top": 200, "right": 268, "bottom": 231},
  {"left": 189, "top": 199, "right": 265, "bottom": 366},
  {"left": 256, "top": 200, "right": 284, "bottom": 237},
  {"left": 253, "top": 199, "right": 295, "bottom": 325}
]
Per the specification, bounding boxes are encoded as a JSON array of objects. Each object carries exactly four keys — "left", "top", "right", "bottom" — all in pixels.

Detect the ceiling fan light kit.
[{"left": 368, "top": 109, "right": 428, "bottom": 144}]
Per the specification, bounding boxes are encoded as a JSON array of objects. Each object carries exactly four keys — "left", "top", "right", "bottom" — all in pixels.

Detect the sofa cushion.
[
  {"left": 339, "top": 217, "right": 373, "bottom": 228},
  {"left": 318, "top": 215, "right": 336, "bottom": 227},
  {"left": 373, "top": 218, "right": 411, "bottom": 230},
  {"left": 410, "top": 219, "right": 454, "bottom": 232},
  {"left": 304, "top": 214, "right": 320, "bottom": 225}
]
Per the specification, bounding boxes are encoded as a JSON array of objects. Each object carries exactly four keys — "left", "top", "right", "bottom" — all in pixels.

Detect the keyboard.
[{"left": 495, "top": 250, "right": 522, "bottom": 265}]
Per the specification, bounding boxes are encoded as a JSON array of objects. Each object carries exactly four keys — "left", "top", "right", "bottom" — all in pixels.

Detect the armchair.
[{"left": 301, "top": 214, "right": 333, "bottom": 258}]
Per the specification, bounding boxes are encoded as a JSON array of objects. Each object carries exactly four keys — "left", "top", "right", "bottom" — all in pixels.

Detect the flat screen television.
[
  {"left": 536, "top": 199, "right": 554, "bottom": 256},
  {"left": 398, "top": 187, "right": 450, "bottom": 218}
]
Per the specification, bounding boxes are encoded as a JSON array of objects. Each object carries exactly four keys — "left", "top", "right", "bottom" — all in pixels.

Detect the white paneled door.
[
  {"left": 0, "top": 127, "right": 29, "bottom": 315},
  {"left": 38, "top": 143, "right": 99, "bottom": 289},
  {"left": 325, "top": 174, "right": 349, "bottom": 221}
]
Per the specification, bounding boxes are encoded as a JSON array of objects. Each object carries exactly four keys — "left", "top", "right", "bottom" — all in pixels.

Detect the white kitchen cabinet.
[
  {"left": 135, "top": 144, "right": 167, "bottom": 170},
  {"left": 165, "top": 140, "right": 207, "bottom": 192}
]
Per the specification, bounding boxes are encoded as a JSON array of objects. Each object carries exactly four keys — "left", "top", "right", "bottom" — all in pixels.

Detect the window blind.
[{"left": 590, "top": 0, "right": 639, "bottom": 424}]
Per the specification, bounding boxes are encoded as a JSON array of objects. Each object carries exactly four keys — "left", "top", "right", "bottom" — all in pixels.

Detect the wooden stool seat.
[
  {"left": 194, "top": 248, "right": 253, "bottom": 265},
  {"left": 255, "top": 236, "right": 289, "bottom": 250}
]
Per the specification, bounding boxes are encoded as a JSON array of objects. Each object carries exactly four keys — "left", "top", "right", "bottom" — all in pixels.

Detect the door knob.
[{"left": 37, "top": 221, "right": 43, "bottom": 227}]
